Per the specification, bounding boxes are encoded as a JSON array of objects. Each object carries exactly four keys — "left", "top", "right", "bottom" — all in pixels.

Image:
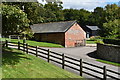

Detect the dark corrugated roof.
[
  {"left": 30, "top": 21, "right": 76, "bottom": 33},
  {"left": 86, "top": 25, "right": 100, "bottom": 30}
]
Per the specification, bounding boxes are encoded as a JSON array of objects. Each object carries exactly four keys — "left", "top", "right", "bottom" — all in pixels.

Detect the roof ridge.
[
  {"left": 33, "top": 20, "right": 76, "bottom": 25},
  {"left": 64, "top": 20, "right": 77, "bottom": 32}
]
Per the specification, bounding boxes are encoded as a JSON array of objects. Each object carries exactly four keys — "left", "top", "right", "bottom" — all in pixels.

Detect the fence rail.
[{"left": 4, "top": 40, "right": 120, "bottom": 80}]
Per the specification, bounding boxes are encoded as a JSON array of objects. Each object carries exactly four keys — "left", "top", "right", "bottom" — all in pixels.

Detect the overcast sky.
[{"left": 38, "top": 0, "right": 119, "bottom": 11}]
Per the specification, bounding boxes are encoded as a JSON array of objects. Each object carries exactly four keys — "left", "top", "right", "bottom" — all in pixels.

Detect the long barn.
[{"left": 30, "top": 21, "right": 86, "bottom": 47}]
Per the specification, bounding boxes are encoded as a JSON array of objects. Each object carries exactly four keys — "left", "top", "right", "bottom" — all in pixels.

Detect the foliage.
[
  {"left": 22, "top": 28, "right": 34, "bottom": 39},
  {"left": 103, "top": 19, "right": 120, "bottom": 37},
  {"left": 95, "top": 40, "right": 104, "bottom": 44},
  {"left": 2, "top": 2, "right": 120, "bottom": 39},
  {"left": 88, "top": 7, "right": 106, "bottom": 27},
  {"left": 104, "top": 4, "right": 119, "bottom": 22},
  {"left": 63, "top": 9, "right": 91, "bottom": 26},
  {"left": 89, "top": 36, "right": 97, "bottom": 41},
  {"left": 89, "top": 36, "right": 101, "bottom": 41},
  {"left": 89, "top": 4, "right": 120, "bottom": 37},
  {"left": 103, "top": 39, "right": 120, "bottom": 45},
  {"left": 23, "top": 2, "right": 45, "bottom": 24},
  {"left": 44, "top": 2, "right": 64, "bottom": 22},
  {"left": 2, "top": 4, "right": 30, "bottom": 36}
]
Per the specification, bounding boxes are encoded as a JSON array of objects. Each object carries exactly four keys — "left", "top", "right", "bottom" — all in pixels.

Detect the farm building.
[
  {"left": 82, "top": 25, "right": 100, "bottom": 38},
  {"left": 30, "top": 21, "right": 86, "bottom": 47}
]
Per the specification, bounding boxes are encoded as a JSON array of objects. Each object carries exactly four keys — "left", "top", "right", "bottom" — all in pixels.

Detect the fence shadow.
[{"left": 2, "top": 48, "right": 31, "bottom": 65}]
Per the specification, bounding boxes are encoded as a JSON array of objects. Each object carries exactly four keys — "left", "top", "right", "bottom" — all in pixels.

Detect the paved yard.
[{"left": 43, "top": 46, "right": 97, "bottom": 60}]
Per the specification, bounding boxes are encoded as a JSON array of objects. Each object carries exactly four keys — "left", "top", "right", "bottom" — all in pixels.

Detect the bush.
[
  {"left": 103, "top": 39, "right": 120, "bottom": 45},
  {"left": 89, "top": 36, "right": 101, "bottom": 41},
  {"left": 95, "top": 40, "right": 104, "bottom": 44}
]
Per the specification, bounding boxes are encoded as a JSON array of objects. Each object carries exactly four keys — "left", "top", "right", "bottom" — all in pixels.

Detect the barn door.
[{"left": 75, "top": 40, "right": 85, "bottom": 47}]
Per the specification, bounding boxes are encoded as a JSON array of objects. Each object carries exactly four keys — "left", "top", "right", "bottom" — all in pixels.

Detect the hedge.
[{"left": 103, "top": 39, "right": 120, "bottom": 45}]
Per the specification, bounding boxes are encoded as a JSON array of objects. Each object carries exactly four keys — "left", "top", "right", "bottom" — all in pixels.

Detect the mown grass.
[
  {"left": 86, "top": 39, "right": 103, "bottom": 44},
  {"left": 86, "top": 40, "right": 96, "bottom": 44},
  {"left": 0, "top": 38, "right": 64, "bottom": 48},
  {"left": 2, "top": 48, "right": 84, "bottom": 79},
  {"left": 96, "top": 59, "right": 120, "bottom": 67}
]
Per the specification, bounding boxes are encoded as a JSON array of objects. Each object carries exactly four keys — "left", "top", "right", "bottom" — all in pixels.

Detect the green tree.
[
  {"left": 88, "top": 7, "right": 106, "bottom": 27},
  {"left": 3, "top": 2, "right": 45, "bottom": 24},
  {"left": 44, "top": 2, "right": 64, "bottom": 22},
  {"left": 103, "top": 19, "right": 120, "bottom": 38},
  {"left": 23, "top": 2, "right": 46, "bottom": 24},
  {"left": 2, "top": 4, "right": 30, "bottom": 36},
  {"left": 104, "top": 4, "right": 119, "bottom": 22},
  {"left": 63, "top": 9, "right": 91, "bottom": 26}
]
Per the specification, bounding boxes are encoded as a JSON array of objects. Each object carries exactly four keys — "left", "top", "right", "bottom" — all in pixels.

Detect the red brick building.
[{"left": 30, "top": 21, "right": 86, "bottom": 47}]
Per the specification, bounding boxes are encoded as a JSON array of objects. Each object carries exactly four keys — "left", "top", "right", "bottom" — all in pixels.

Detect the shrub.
[
  {"left": 103, "top": 39, "right": 120, "bottom": 45},
  {"left": 95, "top": 40, "right": 104, "bottom": 44},
  {"left": 89, "top": 36, "right": 101, "bottom": 41}
]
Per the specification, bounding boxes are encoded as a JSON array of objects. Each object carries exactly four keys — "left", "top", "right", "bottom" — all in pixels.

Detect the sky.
[{"left": 38, "top": 0, "right": 119, "bottom": 11}]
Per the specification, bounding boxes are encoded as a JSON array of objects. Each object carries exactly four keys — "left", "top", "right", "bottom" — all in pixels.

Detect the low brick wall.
[{"left": 97, "top": 43, "right": 120, "bottom": 63}]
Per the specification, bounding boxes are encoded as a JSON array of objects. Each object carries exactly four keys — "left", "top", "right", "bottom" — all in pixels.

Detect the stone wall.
[{"left": 97, "top": 43, "right": 120, "bottom": 63}]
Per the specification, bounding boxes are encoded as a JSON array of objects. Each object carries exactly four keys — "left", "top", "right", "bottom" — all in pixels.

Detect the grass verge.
[
  {"left": 96, "top": 59, "right": 120, "bottom": 67},
  {"left": 0, "top": 38, "right": 64, "bottom": 48},
  {"left": 86, "top": 40, "right": 96, "bottom": 44},
  {"left": 2, "top": 48, "right": 83, "bottom": 79}
]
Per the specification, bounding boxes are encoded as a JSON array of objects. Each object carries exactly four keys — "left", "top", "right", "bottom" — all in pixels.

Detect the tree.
[
  {"left": 2, "top": 4, "right": 30, "bottom": 36},
  {"left": 44, "top": 2, "right": 64, "bottom": 22},
  {"left": 88, "top": 7, "right": 106, "bottom": 27},
  {"left": 78, "top": 9, "right": 91, "bottom": 26},
  {"left": 104, "top": 4, "right": 119, "bottom": 22},
  {"left": 3, "top": 2, "right": 45, "bottom": 24},
  {"left": 103, "top": 19, "right": 120, "bottom": 38},
  {"left": 23, "top": 2, "right": 45, "bottom": 24},
  {"left": 63, "top": 8, "right": 91, "bottom": 26}
]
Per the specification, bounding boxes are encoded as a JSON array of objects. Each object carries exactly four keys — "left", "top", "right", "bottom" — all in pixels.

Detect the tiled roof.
[
  {"left": 30, "top": 21, "right": 76, "bottom": 33},
  {"left": 86, "top": 25, "right": 100, "bottom": 30}
]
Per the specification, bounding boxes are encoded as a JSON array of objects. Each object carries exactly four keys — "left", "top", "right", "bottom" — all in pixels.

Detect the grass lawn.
[
  {"left": 96, "top": 59, "right": 120, "bottom": 67},
  {"left": 0, "top": 38, "right": 64, "bottom": 48},
  {"left": 86, "top": 40, "right": 96, "bottom": 44},
  {"left": 2, "top": 48, "right": 84, "bottom": 79},
  {"left": 86, "top": 39, "right": 103, "bottom": 44}
]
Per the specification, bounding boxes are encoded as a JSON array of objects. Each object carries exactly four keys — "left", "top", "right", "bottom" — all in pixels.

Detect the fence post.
[
  {"left": 103, "top": 66, "right": 107, "bottom": 80},
  {"left": 23, "top": 43, "right": 26, "bottom": 52},
  {"left": 5, "top": 40, "right": 8, "bottom": 47},
  {"left": 48, "top": 49, "right": 50, "bottom": 62},
  {"left": 62, "top": 54, "right": 65, "bottom": 69},
  {"left": 36, "top": 46, "right": 38, "bottom": 57},
  {"left": 18, "top": 41, "right": 20, "bottom": 50},
  {"left": 80, "top": 59, "right": 83, "bottom": 76},
  {"left": 23, "top": 39, "right": 26, "bottom": 44},
  {"left": 26, "top": 43, "right": 28, "bottom": 54},
  {"left": 84, "top": 39, "right": 86, "bottom": 46},
  {"left": 23, "top": 43, "right": 25, "bottom": 52}
]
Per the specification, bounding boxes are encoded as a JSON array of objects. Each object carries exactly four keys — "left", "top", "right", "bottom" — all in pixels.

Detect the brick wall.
[
  {"left": 65, "top": 23, "right": 86, "bottom": 47},
  {"left": 34, "top": 33, "right": 65, "bottom": 46},
  {"left": 34, "top": 23, "right": 86, "bottom": 47},
  {"left": 97, "top": 43, "right": 120, "bottom": 63}
]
